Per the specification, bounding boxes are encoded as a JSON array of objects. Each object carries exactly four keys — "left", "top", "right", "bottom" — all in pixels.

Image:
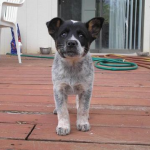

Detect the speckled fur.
[
  {"left": 46, "top": 17, "right": 104, "bottom": 135},
  {"left": 52, "top": 52, "right": 94, "bottom": 135}
]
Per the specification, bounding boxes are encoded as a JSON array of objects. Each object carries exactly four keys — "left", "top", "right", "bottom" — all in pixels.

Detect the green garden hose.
[
  {"left": 92, "top": 57, "right": 138, "bottom": 71},
  {"left": 6, "top": 53, "right": 138, "bottom": 71}
]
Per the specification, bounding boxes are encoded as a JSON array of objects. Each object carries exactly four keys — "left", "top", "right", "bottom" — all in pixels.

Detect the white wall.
[
  {"left": 143, "top": 0, "right": 150, "bottom": 53},
  {"left": 0, "top": 0, "right": 58, "bottom": 54}
]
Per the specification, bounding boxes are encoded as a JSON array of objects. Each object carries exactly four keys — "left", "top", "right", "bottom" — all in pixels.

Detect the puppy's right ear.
[{"left": 46, "top": 17, "right": 64, "bottom": 39}]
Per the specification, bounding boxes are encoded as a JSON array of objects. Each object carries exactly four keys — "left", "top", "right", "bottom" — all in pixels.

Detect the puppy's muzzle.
[{"left": 65, "top": 40, "right": 78, "bottom": 56}]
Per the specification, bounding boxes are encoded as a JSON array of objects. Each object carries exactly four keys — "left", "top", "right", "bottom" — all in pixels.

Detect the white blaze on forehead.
[
  {"left": 69, "top": 35, "right": 78, "bottom": 41},
  {"left": 71, "top": 20, "right": 78, "bottom": 24}
]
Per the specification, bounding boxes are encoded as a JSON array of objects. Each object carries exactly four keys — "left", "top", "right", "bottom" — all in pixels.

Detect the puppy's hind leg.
[
  {"left": 54, "top": 89, "right": 70, "bottom": 136},
  {"left": 53, "top": 108, "right": 57, "bottom": 115},
  {"left": 77, "top": 89, "right": 92, "bottom": 132},
  {"left": 76, "top": 95, "right": 79, "bottom": 110}
]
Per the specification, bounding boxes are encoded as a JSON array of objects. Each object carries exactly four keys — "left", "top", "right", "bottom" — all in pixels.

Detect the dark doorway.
[{"left": 58, "top": 0, "right": 82, "bottom": 21}]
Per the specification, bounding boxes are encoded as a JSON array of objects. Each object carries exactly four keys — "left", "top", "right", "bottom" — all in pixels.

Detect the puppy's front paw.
[
  {"left": 56, "top": 126, "right": 70, "bottom": 136},
  {"left": 77, "top": 122, "right": 91, "bottom": 132}
]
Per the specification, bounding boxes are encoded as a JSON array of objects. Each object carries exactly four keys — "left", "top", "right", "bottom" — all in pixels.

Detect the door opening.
[{"left": 58, "top": 0, "right": 144, "bottom": 53}]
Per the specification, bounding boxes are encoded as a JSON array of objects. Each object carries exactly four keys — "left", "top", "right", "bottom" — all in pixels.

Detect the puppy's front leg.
[
  {"left": 77, "top": 89, "right": 92, "bottom": 132},
  {"left": 54, "top": 89, "right": 70, "bottom": 136}
]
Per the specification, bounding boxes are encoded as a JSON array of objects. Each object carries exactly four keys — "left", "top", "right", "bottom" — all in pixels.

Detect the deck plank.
[
  {"left": 0, "top": 103, "right": 149, "bottom": 116},
  {"left": 29, "top": 124, "right": 150, "bottom": 145},
  {"left": 0, "top": 113, "right": 150, "bottom": 129},
  {"left": 0, "top": 123, "right": 34, "bottom": 140},
  {"left": 0, "top": 55, "right": 150, "bottom": 149},
  {"left": 1, "top": 94, "right": 150, "bottom": 107},
  {"left": 0, "top": 140, "right": 150, "bottom": 150}
]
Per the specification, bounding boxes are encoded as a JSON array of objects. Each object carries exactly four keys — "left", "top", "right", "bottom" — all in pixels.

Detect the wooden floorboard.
[
  {"left": 0, "top": 140, "right": 150, "bottom": 150},
  {"left": 29, "top": 124, "right": 150, "bottom": 145},
  {"left": 0, "top": 113, "right": 150, "bottom": 128},
  {"left": 0, "top": 55, "right": 150, "bottom": 149},
  {"left": 0, "top": 123, "right": 34, "bottom": 140}
]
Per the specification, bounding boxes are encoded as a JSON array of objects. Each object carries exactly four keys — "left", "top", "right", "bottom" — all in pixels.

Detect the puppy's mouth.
[
  {"left": 57, "top": 46, "right": 79, "bottom": 58},
  {"left": 63, "top": 46, "right": 79, "bottom": 57},
  {"left": 57, "top": 50, "right": 78, "bottom": 58},
  {"left": 65, "top": 50, "right": 78, "bottom": 57}
]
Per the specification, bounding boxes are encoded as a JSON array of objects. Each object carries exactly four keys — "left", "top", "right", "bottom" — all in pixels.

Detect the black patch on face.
[
  {"left": 46, "top": 17, "right": 104, "bottom": 58},
  {"left": 56, "top": 21, "right": 90, "bottom": 57}
]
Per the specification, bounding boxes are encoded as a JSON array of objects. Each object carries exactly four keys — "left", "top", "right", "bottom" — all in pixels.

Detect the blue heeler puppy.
[{"left": 46, "top": 17, "right": 104, "bottom": 136}]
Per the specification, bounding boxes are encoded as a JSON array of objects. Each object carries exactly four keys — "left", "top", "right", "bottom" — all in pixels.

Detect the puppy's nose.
[{"left": 67, "top": 40, "right": 78, "bottom": 47}]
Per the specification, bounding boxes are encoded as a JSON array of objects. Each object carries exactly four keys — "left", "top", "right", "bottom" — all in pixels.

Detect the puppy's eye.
[
  {"left": 61, "top": 32, "right": 67, "bottom": 38},
  {"left": 79, "top": 34, "right": 84, "bottom": 38}
]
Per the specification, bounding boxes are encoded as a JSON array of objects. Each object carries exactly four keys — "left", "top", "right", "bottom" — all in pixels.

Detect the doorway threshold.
[{"left": 91, "top": 52, "right": 138, "bottom": 56}]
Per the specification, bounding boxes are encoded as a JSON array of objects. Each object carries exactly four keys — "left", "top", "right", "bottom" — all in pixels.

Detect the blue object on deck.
[{"left": 10, "top": 24, "right": 22, "bottom": 54}]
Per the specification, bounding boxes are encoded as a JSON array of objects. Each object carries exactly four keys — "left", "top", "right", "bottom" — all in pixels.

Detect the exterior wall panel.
[
  {"left": 143, "top": 0, "right": 150, "bottom": 53},
  {"left": 0, "top": 0, "right": 57, "bottom": 54}
]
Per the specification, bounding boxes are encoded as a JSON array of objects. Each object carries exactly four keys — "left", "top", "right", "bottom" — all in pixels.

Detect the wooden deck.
[{"left": 0, "top": 55, "right": 150, "bottom": 150}]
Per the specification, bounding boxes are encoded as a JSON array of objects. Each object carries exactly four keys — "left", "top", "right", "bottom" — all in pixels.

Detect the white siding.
[
  {"left": 143, "top": 0, "right": 150, "bottom": 53},
  {"left": 0, "top": 0, "right": 58, "bottom": 54}
]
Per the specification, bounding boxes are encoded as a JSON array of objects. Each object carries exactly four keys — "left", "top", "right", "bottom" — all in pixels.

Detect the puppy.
[{"left": 46, "top": 17, "right": 104, "bottom": 136}]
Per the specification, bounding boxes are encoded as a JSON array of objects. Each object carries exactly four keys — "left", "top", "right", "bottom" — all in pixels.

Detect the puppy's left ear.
[
  {"left": 86, "top": 17, "right": 104, "bottom": 39},
  {"left": 46, "top": 17, "right": 64, "bottom": 39}
]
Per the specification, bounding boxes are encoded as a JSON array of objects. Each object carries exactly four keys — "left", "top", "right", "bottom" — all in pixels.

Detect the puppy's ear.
[
  {"left": 46, "top": 17, "right": 64, "bottom": 39},
  {"left": 85, "top": 17, "right": 104, "bottom": 39}
]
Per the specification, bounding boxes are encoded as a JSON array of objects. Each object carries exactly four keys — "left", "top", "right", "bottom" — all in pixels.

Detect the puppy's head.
[{"left": 46, "top": 17, "right": 104, "bottom": 58}]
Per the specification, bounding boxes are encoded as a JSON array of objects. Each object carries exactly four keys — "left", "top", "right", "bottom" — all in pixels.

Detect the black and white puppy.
[{"left": 46, "top": 17, "right": 104, "bottom": 136}]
